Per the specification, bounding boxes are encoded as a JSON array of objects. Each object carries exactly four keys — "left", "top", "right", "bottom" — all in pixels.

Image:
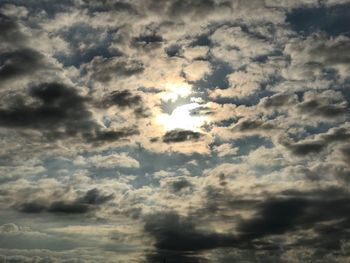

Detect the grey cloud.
[
  {"left": 297, "top": 98, "right": 348, "bottom": 119},
  {"left": 279, "top": 134, "right": 324, "bottom": 157},
  {"left": 231, "top": 119, "right": 275, "bottom": 132},
  {"left": 260, "top": 93, "right": 298, "bottom": 109},
  {"left": 321, "top": 126, "right": 350, "bottom": 143},
  {"left": 170, "top": 178, "right": 193, "bottom": 193},
  {"left": 101, "top": 90, "right": 149, "bottom": 118},
  {"left": 165, "top": 0, "right": 231, "bottom": 18},
  {"left": 91, "top": 127, "right": 140, "bottom": 143},
  {"left": 19, "top": 188, "right": 113, "bottom": 214},
  {"left": 0, "top": 48, "right": 51, "bottom": 81},
  {"left": 80, "top": 0, "right": 139, "bottom": 14},
  {"left": 48, "top": 201, "right": 89, "bottom": 214},
  {"left": 236, "top": 187, "right": 350, "bottom": 252},
  {"left": 287, "top": 141, "right": 325, "bottom": 156},
  {"left": 163, "top": 129, "right": 202, "bottom": 143},
  {"left": 144, "top": 186, "right": 350, "bottom": 261},
  {"left": 78, "top": 188, "right": 114, "bottom": 205},
  {"left": 0, "top": 82, "right": 140, "bottom": 143},
  {"left": 84, "top": 56, "right": 144, "bottom": 83},
  {"left": 0, "top": 82, "right": 93, "bottom": 138},
  {"left": 104, "top": 89, "right": 141, "bottom": 107},
  {"left": 0, "top": 14, "right": 26, "bottom": 47},
  {"left": 144, "top": 212, "right": 237, "bottom": 262},
  {"left": 133, "top": 34, "right": 163, "bottom": 45}
]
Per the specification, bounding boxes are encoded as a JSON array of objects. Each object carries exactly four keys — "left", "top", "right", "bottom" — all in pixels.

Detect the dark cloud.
[
  {"left": 289, "top": 141, "right": 325, "bottom": 156},
  {"left": 19, "top": 188, "right": 113, "bottom": 214},
  {"left": 0, "top": 82, "right": 93, "bottom": 138},
  {"left": 231, "top": 119, "right": 274, "bottom": 132},
  {"left": 48, "top": 201, "right": 89, "bottom": 214},
  {"left": 163, "top": 129, "right": 202, "bottom": 143},
  {"left": 92, "top": 127, "right": 140, "bottom": 142},
  {"left": 340, "top": 146, "right": 350, "bottom": 162},
  {"left": 238, "top": 198, "right": 308, "bottom": 240},
  {"left": 144, "top": 212, "right": 236, "bottom": 262},
  {"left": 190, "top": 106, "right": 213, "bottom": 116},
  {"left": 297, "top": 99, "right": 348, "bottom": 118},
  {"left": 133, "top": 34, "right": 163, "bottom": 45},
  {"left": 321, "top": 127, "right": 350, "bottom": 143},
  {"left": 103, "top": 90, "right": 141, "bottom": 108},
  {"left": 0, "top": 48, "right": 49, "bottom": 81},
  {"left": 112, "top": 1, "right": 138, "bottom": 13},
  {"left": 85, "top": 56, "right": 144, "bottom": 83},
  {"left": 236, "top": 188, "right": 350, "bottom": 251},
  {"left": 81, "top": 0, "right": 138, "bottom": 14},
  {"left": 101, "top": 90, "right": 150, "bottom": 119},
  {"left": 0, "top": 14, "right": 26, "bottom": 46},
  {"left": 145, "top": 250, "right": 205, "bottom": 263},
  {"left": 170, "top": 178, "right": 192, "bottom": 193},
  {"left": 0, "top": 82, "right": 140, "bottom": 142},
  {"left": 19, "top": 202, "right": 46, "bottom": 214},
  {"left": 78, "top": 188, "right": 114, "bottom": 205},
  {"left": 144, "top": 187, "right": 350, "bottom": 261}
]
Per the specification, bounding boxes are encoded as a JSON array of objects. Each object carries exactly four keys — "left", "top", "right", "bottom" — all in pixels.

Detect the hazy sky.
[{"left": 0, "top": 0, "right": 350, "bottom": 262}]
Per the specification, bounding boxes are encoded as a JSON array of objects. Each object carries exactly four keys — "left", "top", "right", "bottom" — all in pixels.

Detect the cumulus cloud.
[{"left": 1, "top": 0, "right": 350, "bottom": 262}]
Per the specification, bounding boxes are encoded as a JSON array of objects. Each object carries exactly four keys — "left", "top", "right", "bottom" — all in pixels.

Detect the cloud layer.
[{"left": 0, "top": 0, "right": 350, "bottom": 262}]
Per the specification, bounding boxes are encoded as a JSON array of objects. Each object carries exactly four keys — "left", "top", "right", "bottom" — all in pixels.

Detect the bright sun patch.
[
  {"left": 157, "top": 103, "right": 206, "bottom": 131},
  {"left": 161, "top": 82, "right": 192, "bottom": 102}
]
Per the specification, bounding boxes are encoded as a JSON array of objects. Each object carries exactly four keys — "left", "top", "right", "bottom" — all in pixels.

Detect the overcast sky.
[{"left": 0, "top": 0, "right": 350, "bottom": 262}]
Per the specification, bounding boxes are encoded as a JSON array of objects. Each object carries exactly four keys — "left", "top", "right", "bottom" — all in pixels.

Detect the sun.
[
  {"left": 157, "top": 103, "right": 206, "bottom": 131},
  {"left": 157, "top": 80, "right": 207, "bottom": 131}
]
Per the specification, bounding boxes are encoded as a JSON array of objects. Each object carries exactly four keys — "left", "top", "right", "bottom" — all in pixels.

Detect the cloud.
[
  {"left": 284, "top": 33, "right": 350, "bottom": 80},
  {"left": 260, "top": 93, "right": 298, "bottom": 109},
  {"left": 213, "top": 143, "right": 238, "bottom": 157},
  {"left": 0, "top": 82, "right": 141, "bottom": 144},
  {"left": 83, "top": 56, "right": 144, "bottom": 83},
  {"left": 19, "top": 188, "right": 113, "bottom": 214},
  {"left": 162, "top": 129, "right": 203, "bottom": 143},
  {"left": 0, "top": 14, "right": 26, "bottom": 48},
  {"left": 1, "top": 1, "right": 350, "bottom": 262},
  {"left": 0, "top": 82, "right": 93, "bottom": 139},
  {"left": 283, "top": 140, "right": 325, "bottom": 156},
  {"left": 144, "top": 211, "right": 237, "bottom": 261},
  {"left": 237, "top": 187, "right": 350, "bottom": 250},
  {"left": 296, "top": 90, "right": 348, "bottom": 119},
  {"left": 0, "top": 48, "right": 52, "bottom": 81},
  {"left": 85, "top": 153, "right": 140, "bottom": 168},
  {"left": 101, "top": 89, "right": 149, "bottom": 118}
]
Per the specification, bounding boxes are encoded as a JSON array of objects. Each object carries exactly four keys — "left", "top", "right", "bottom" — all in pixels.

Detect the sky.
[{"left": 0, "top": 0, "right": 350, "bottom": 262}]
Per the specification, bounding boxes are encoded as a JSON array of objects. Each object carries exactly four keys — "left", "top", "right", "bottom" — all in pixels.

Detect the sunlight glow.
[
  {"left": 157, "top": 103, "right": 206, "bottom": 131},
  {"left": 161, "top": 82, "right": 192, "bottom": 102}
]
